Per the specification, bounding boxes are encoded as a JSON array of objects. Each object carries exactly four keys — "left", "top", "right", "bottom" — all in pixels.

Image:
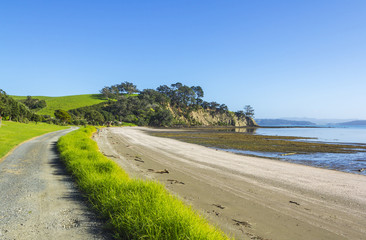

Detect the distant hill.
[
  {"left": 282, "top": 117, "right": 359, "bottom": 125},
  {"left": 256, "top": 119, "right": 316, "bottom": 126},
  {"left": 12, "top": 94, "right": 107, "bottom": 116},
  {"left": 335, "top": 120, "right": 366, "bottom": 126}
]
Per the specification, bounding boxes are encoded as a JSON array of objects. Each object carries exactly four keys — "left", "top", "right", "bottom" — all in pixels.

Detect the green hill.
[{"left": 12, "top": 94, "right": 107, "bottom": 116}]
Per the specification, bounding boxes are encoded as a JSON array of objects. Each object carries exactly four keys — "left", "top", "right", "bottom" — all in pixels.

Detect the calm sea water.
[
  {"left": 256, "top": 126, "right": 366, "bottom": 144},
  {"left": 225, "top": 126, "right": 366, "bottom": 176}
]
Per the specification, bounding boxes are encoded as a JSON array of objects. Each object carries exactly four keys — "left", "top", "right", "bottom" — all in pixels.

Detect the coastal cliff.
[{"left": 169, "top": 107, "right": 258, "bottom": 127}]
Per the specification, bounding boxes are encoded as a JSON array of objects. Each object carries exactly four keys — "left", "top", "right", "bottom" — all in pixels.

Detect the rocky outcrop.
[{"left": 168, "top": 107, "right": 258, "bottom": 127}]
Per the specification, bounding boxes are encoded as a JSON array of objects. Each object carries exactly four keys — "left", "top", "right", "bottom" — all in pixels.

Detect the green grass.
[
  {"left": 57, "top": 126, "right": 231, "bottom": 240},
  {"left": 12, "top": 94, "right": 107, "bottom": 116},
  {"left": 0, "top": 121, "right": 68, "bottom": 159},
  {"left": 120, "top": 122, "right": 137, "bottom": 127},
  {"left": 150, "top": 129, "right": 366, "bottom": 154}
]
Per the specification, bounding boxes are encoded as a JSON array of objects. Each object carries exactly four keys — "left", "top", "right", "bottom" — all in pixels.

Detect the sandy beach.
[{"left": 94, "top": 127, "right": 366, "bottom": 240}]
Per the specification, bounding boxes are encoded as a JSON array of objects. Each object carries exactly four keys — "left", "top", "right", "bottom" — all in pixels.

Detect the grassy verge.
[
  {"left": 120, "top": 122, "right": 137, "bottom": 127},
  {"left": 150, "top": 129, "right": 366, "bottom": 154},
  {"left": 0, "top": 121, "right": 68, "bottom": 159},
  {"left": 57, "top": 126, "right": 231, "bottom": 240}
]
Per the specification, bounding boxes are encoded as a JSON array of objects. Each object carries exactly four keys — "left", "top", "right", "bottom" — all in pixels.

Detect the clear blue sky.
[{"left": 1, "top": 0, "right": 365, "bottom": 119}]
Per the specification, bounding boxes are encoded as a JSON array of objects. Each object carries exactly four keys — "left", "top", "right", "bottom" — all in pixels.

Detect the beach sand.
[{"left": 94, "top": 127, "right": 366, "bottom": 240}]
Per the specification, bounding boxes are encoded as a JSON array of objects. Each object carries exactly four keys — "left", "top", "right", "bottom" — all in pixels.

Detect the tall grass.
[
  {"left": 57, "top": 126, "right": 231, "bottom": 240},
  {"left": 0, "top": 121, "right": 68, "bottom": 159}
]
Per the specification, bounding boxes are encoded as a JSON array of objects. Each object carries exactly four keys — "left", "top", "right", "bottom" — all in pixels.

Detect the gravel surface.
[{"left": 0, "top": 128, "right": 111, "bottom": 240}]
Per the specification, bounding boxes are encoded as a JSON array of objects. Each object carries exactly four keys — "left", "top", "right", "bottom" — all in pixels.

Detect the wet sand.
[{"left": 94, "top": 127, "right": 366, "bottom": 240}]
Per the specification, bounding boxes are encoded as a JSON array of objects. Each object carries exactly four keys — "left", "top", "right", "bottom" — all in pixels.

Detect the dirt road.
[
  {"left": 0, "top": 128, "right": 110, "bottom": 240},
  {"left": 95, "top": 127, "right": 366, "bottom": 240}
]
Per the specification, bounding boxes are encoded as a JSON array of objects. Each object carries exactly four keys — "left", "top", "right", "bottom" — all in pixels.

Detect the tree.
[
  {"left": 139, "top": 89, "right": 169, "bottom": 105},
  {"left": 118, "top": 81, "right": 139, "bottom": 95},
  {"left": 209, "top": 101, "right": 220, "bottom": 110},
  {"left": 235, "top": 110, "right": 245, "bottom": 118},
  {"left": 244, "top": 105, "right": 255, "bottom": 118},
  {"left": 21, "top": 96, "right": 46, "bottom": 110},
  {"left": 177, "top": 86, "right": 196, "bottom": 107},
  {"left": 149, "top": 108, "right": 173, "bottom": 126},
  {"left": 100, "top": 86, "right": 114, "bottom": 99},
  {"left": 191, "top": 86, "right": 204, "bottom": 105},
  {"left": 54, "top": 109, "right": 71, "bottom": 123},
  {"left": 218, "top": 104, "right": 228, "bottom": 113},
  {"left": 84, "top": 110, "right": 105, "bottom": 125},
  {"left": 156, "top": 85, "right": 172, "bottom": 97}
]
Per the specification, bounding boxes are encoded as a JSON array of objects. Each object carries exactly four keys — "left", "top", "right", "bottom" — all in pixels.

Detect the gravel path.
[{"left": 0, "top": 128, "right": 111, "bottom": 240}]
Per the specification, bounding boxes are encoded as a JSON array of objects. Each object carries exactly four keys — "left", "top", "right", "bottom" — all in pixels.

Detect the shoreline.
[
  {"left": 94, "top": 127, "right": 366, "bottom": 240},
  {"left": 150, "top": 127, "right": 366, "bottom": 176}
]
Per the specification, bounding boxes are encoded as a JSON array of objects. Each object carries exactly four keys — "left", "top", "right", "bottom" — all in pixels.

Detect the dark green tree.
[
  {"left": 149, "top": 108, "right": 173, "bottom": 126},
  {"left": 235, "top": 110, "right": 245, "bottom": 118},
  {"left": 244, "top": 105, "right": 255, "bottom": 118},
  {"left": 118, "top": 81, "right": 139, "bottom": 95},
  {"left": 191, "top": 86, "right": 204, "bottom": 105},
  {"left": 21, "top": 96, "right": 46, "bottom": 110},
  {"left": 84, "top": 110, "right": 105, "bottom": 125},
  {"left": 54, "top": 109, "right": 71, "bottom": 123}
]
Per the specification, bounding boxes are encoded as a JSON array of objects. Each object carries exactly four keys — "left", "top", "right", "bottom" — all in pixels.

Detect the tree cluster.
[
  {"left": 235, "top": 105, "right": 255, "bottom": 118},
  {"left": 0, "top": 89, "right": 42, "bottom": 122},
  {"left": 156, "top": 82, "right": 204, "bottom": 108},
  {"left": 20, "top": 96, "right": 47, "bottom": 110},
  {"left": 69, "top": 88, "right": 173, "bottom": 126},
  {"left": 69, "top": 82, "right": 255, "bottom": 127},
  {"left": 100, "top": 81, "right": 139, "bottom": 99}
]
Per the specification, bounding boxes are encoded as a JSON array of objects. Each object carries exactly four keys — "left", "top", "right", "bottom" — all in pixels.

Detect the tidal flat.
[
  {"left": 150, "top": 127, "right": 366, "bottom": 154},
  {"left": 150, "top": 127, "right": 366, "bottom": 175}
]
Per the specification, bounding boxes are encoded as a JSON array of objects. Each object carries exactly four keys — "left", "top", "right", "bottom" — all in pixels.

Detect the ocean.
[{"left": 228, "top": 126, "right": 366, "bottom": 176}]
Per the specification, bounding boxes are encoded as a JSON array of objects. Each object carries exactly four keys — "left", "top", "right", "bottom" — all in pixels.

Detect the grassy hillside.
[
  {"left": 0, "top": 121, "right": 68, "bottom": 159},
  {"left": 12, "top": 94, "right": 107, "bottom": 116}
]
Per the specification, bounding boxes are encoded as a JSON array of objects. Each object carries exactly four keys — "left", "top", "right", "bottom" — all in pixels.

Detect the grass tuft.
[{"left": 57, "top": 126, "right": 231, "bottom": 240}]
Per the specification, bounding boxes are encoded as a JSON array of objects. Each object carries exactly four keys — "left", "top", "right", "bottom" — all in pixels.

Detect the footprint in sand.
[
  {"left": 212, "top": 204, "right": 225, "bottom": 209},
  {"left": 167, "top": 179, "right": 185, "bottom": 184}
]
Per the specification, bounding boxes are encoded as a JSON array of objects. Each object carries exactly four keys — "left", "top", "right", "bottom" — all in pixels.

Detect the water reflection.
[
  {"left": 208, "top": 127, "right": 258, "bottom": 134},
  {"left": 234, "top": 127, "right": 257, "bottom": 134}
]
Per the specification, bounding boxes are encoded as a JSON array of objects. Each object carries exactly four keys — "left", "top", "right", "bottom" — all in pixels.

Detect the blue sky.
[{"left": 1, "top": 0, "right": 365, "bottom": 119}]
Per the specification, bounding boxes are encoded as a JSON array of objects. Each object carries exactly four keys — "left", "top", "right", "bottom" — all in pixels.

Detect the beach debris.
[
  {"left": 104, "top": 154, "right": 117, "bottom": 158},
  {"left": 358, "top": 168, "right": 365, "bottom": 172},
  {"left": 155, "top": 169, "right": 169, "bottom": 174},
  {"left": 232, "top": 219, "right": 251, "bottom": 228},
  {"left": 212, "top": 210, "right": 220, "bottom": 216},
  {"left": 281, "top": 152, "right": 297, "bottom": 156},
  {"left": 289, "top": 200, "right": 300, "bottom": 206},
  {"left": 207, "top": 210, "right": 220, "bottom": 216},
  {"left": 167, "top": 179, "right": 185, "bottom": 184},
  {"left": 212, "top": 204, "right": 225, "bottom": 209},
  {"left": 148, "top": 169, "right": 170, "bottom": 174}
]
